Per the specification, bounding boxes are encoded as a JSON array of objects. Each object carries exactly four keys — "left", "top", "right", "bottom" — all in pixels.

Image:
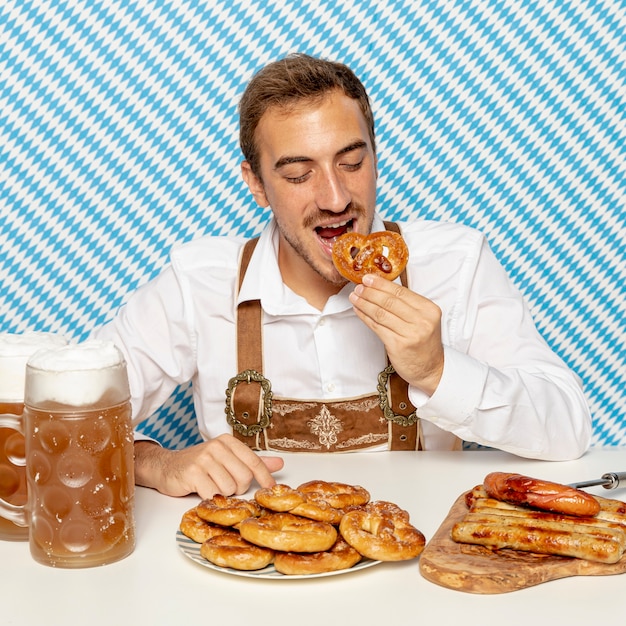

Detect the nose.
[{"left": 315, "top": 168, "right": 351, "bottom": 213}]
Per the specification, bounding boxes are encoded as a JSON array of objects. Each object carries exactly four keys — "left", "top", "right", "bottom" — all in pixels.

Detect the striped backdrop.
[{"left": 1, "top": 0, "right": 624, "bottom": 449}]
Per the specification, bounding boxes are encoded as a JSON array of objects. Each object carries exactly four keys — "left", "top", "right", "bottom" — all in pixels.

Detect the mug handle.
[{"left": 0, "top": 413, "right": 28, "bottom": 527}]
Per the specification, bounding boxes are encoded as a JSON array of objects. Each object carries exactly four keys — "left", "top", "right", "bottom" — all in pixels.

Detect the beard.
[{"left": 275, "top": 204, "right": 373, "bottom": 286}]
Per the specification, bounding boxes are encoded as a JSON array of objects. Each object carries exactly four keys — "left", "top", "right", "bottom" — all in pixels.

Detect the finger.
[
  {"left": 212, "top": 436, "right": 282, "bottom": 494},
  {"left": 233, "top": 446, "right": 282, "bottom": 492},
  {"left": 190, "top": 455, "right": 238, "bottom": 499},
  {"left": 178, "top": 439, "right": 247, "bottom": 498},
  {"left": 260, "top": 455, "right": 285, "bottom": 475},
  {"left": 354, "top": 275, "right": 438, "bottom": 333},
  {"left": 349, "top": 282, "right": 409, "bottom": 333}
]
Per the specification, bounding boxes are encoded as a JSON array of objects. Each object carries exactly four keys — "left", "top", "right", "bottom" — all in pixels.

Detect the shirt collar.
[
  {"left": 236, "top": 219, "right": 283, "bottom": 309},
  {"left": 237, "top": 214, "right": 387, "bottom": 315}
]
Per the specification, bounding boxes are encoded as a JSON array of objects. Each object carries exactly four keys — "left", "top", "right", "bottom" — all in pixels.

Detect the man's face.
[{"left": 242, "top": 90, "right": 378, "bottom": 287}]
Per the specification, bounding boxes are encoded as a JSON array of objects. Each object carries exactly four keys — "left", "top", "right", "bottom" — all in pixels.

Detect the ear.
[{"left": 241, "top": 161, "right": 269, "bottom": 207}]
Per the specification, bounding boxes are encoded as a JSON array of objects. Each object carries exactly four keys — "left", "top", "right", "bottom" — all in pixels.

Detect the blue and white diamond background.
[{"left": 1, "top": 0, "right": 624, "bottom": 449}]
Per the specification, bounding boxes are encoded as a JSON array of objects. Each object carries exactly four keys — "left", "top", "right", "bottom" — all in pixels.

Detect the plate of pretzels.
[{"left": 177, "top": 480, "right": 426, "bottom": 579}]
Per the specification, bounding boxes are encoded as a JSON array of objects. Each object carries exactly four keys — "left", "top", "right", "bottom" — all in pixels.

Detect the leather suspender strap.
[
  {"left": 226, "top": 238, "right": 269, "bottom": 444},
  {"left": 237, "top": 238, "right": 262, "bottom": 373},
  {"left": 383, "top": 221, "right": 408, "bottom": 288},
  {"left": 382, "top": 221, "right": 422, "bottom": 450}
]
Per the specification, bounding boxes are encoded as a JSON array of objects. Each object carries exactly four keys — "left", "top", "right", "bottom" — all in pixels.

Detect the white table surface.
[{"left": 3, "top": 448, "right": 626, "bottom": 626}]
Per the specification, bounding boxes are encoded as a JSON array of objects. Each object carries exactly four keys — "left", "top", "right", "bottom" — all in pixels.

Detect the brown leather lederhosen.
[{"left": 225, "top": 222, "right": 423, "bottom": 452}]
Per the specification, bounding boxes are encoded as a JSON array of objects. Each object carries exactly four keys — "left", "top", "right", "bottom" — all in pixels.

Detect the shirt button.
[
  {"left": 326, "top": 383, "right": 335, "bottom": 393},
  {"left": 318, "top": 317, "right": 326, "bottom": 327}
]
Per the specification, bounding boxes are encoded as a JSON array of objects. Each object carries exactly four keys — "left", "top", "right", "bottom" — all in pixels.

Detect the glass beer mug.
[
  {"left": 0, "top": 339, "right": 136, "bottom": 567},
  {"left": 0, "top": 331, "right": 67, "bottom": 540}
]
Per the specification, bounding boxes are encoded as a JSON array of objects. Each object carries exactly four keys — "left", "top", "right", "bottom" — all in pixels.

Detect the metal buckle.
[
  {"left": 377, "top": 364, "right": 418, "bottom": 427},
  {"left": 225, "top": 369, "right": 273, "bottom": 436}
]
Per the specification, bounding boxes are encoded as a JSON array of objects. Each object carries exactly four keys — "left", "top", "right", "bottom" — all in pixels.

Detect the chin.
[{"left": 323, "top": 268, "right": 349, "bottom": 287}]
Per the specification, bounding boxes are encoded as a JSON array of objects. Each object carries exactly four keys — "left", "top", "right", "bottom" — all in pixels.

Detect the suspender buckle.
[
  {"left": 225, "top": 369, "right": 273, "bottom": 436},
  {"left": 377, "top": 365, "right": 419, "bottom": 427}
]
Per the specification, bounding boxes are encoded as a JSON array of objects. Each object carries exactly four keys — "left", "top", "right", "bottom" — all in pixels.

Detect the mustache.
[{"left": 303, "top": 203, "right": 364, "bottom": 229}]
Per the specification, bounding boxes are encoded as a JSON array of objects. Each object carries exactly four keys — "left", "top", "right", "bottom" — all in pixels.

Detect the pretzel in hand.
[{"left": 332, "top": 231, "right": 408, "bottom": 284}]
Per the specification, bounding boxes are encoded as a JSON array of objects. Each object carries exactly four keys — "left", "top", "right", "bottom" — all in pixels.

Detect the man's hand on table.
[{"left": 134, "top": 436, "right": 284, "bottom": 499}]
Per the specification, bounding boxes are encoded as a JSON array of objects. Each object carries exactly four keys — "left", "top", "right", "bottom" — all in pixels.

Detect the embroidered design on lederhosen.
[{"left": 225, "top": 222, "right": 423, "bottom": 452}]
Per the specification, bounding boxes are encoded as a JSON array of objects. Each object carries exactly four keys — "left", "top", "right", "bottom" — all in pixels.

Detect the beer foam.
[
  {"left": 26, "top": 340, "right": 129, "bottom": 407},
  {"left": 0, "top": 332, "right": 67, "bottom": 401},
  {"left": 28, "top": 339, "right": 123, "bottom": 371}
]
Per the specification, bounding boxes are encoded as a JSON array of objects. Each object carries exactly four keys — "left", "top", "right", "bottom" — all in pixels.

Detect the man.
[{"left": 95, "top": 53, "right": 591, "bottom": 499}]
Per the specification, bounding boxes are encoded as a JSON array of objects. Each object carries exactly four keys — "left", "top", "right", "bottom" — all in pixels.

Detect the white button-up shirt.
[{"left": 96, "top": 214, "right": 591, "bottom": 460}]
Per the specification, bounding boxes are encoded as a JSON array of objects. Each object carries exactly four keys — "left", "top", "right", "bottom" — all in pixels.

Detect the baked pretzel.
[
  {"left": 296, "top": 480, "right": 370, "bottom": 509},
  {"left": 289, "top": 494, "right": 347, "bottom": 525},
  {"left": 187, "top": 482, "right": 426, "bottom": 573},
  {"left": 332, "top": 231, "right": 408, "bottom": 283},
  {"left": 273, "top": 536, "right": 362, "bottom": 575},
  {"left": 483, "top": 472, "right": 601, "bottom": 517},
  {"left": 179, "top": 508, "right": 234, "bottom": 544},
  {"left": 254, "top": 484, "right": 306, "bottom": 512},
  {"left": 200, "top": 533, "right": 275, "bottom": 571},
  {"left": 339, "top": 500, "right": 425, "bottom": 561},
  {"left": 196, "top": 494, "right": 263, "bottom": 527},
  {"left": 291, "top": 481, "right": 370, "bottom": 523},
  {"left": 239, "top": 512, "right": 338, "bottom": 553},
  {"left": 255, "top": 480, "right": 370, "bottom": 524}
]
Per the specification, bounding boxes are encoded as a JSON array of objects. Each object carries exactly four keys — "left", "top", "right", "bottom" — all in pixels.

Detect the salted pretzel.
[
  {"left": 185, "top": 482, "right": 426, "bottom": 573},
  {"left": 339, "top": 500, "right": 426, "bottom": 561},
  {"left": 239, "top": 512, "right": 338, "bottom": 553},
  {"left": 254, "top": 484, "right": 306, "bottom": 512},
  {"left": 288, "top": 494, "right": 347, "bottom": 525},
  {"left": 290, "top": 480, "right": 370, "bottom": 523},
  {"left": 332, "top": 231, "right": 408, "bottom": 283},
  {"left": 273, "top": 536, "right": 362, "bottom": 575},
  {"left": 255, "top": 480, "right": 370, "bottom": 524},
  {"left": 196, "top": 494, "right": 263, "bottom": 527},
  {"left": 483, "top": 472, "right": 601, "bottom": 517},
  {"left": 296, "top": 480, "right": 370, "bottom": 509},
  {"left": 179, "top": 508, "right": 235, "bottom": 544},
  {"left": 200, "top": 533, "right": 275, "bottom": 571}
]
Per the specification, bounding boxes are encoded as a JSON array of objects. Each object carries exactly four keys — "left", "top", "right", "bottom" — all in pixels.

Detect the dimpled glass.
[{"left": 25, "top": 400, "right": 135, "bottom": 567}]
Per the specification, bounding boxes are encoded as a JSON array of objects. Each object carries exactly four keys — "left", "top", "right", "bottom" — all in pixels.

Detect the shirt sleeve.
[
  {"left": 409, "top": 234, "right": 592, "bottom": 460},
  {"left": 93, "top": 265, "right": 197, "bottom": 425}
]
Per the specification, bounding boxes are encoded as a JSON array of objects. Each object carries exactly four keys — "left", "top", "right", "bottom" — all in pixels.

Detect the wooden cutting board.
[{"left": 419, "top": 492, "right": 626, "bottom": 594}]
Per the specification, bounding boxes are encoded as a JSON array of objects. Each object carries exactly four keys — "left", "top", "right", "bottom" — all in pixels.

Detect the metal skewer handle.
[
  {"left": 599, "top": 471, "right": 626, "bottom": 489},
  {"left": 571, "top": 471, "right": 626, "bottom": 490}
]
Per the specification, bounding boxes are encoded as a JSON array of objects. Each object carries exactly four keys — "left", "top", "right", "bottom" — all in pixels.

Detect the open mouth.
[{"left": 315, "top": 219, "right": 353, "bottom": 246}]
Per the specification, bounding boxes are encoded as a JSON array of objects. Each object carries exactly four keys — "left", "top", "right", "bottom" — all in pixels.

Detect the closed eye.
[{"left": 285, "top": 172, "right": 311, "bottom": 184}]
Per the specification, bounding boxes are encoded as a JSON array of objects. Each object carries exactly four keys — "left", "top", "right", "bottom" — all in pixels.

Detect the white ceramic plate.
[{"left": 176, "top": 530, "right": 381, "bottom": 579}]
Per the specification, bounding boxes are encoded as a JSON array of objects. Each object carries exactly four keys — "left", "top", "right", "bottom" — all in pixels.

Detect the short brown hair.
[{"left": 239, "top": 53, "right": 376, "bottom": 177}]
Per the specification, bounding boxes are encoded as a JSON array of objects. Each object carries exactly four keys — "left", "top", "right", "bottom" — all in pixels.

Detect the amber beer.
[
  {"left": 0, "top": 339, "right": 136, "bottom": 567},
  {"left": 0, "top": 332, "right": 67, "bottom": 541},
  {"left": 0, "top": 401, "right": 27, "bottom": 540},
  {"left": 25, "top": 399, "right": 135, "bottom": 567}
]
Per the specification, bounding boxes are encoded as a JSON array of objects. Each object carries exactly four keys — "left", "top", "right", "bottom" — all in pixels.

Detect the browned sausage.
[{"left": 483, "top": 472, "right": 601, "bottom": 517}]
